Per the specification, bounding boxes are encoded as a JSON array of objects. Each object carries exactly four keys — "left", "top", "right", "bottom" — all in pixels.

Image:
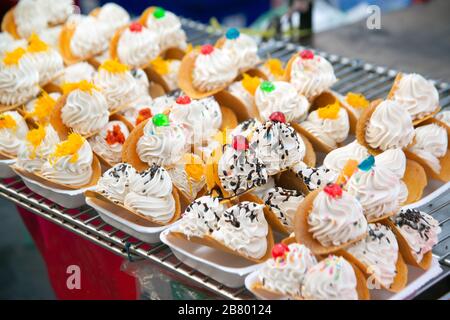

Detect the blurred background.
[{"left": 0, "top": 0, "right": 448, "bottom": 299}]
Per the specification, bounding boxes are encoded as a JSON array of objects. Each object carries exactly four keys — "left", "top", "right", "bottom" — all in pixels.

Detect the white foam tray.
[
  {"left": 16, "top": 171, "right": 92, "bottom": 209},
  {"left": 245, "top": 256, "right": 442, "bottom": 300},
  {"left": 160, "top": 226, "right": 262, "bottom": 288},
  {"left": 86, "top": 197, "right": 173, "bottom": 243},
  {"left": 0, "top": 159, "right": 16, "bottom": 178}
]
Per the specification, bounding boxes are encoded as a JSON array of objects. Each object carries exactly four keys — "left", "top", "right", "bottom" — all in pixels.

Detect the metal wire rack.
[{"left": 0, "top": 18, "right": 449, "bottom": 300}]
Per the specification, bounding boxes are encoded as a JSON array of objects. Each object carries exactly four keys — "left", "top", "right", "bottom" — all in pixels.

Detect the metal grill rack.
[{"left": 1, "top": 19, "right": 449, "bottom": 300}]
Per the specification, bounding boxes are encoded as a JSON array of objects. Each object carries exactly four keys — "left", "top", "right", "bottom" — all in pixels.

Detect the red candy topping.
[
  {"left": 324, "top": 183, "right": 343, "bottom": 198},
  {"left": 135, "top": 108, "right": 152, "bottom": 125},
  {"left": 232, "top": 135, "right": 249, "bottom": 151},
  {"left": 129, "top": 22, "right": 143, "bottom": 33},
  {"left": 105, "top": 125, "right": 125, "bottom": 145},
  {"left": 271, "top": 243, "right": 290, "bottom": 259},
  {"left": 176, "top": 95, "right": 191, "bottom": 105},
  {"left": 299, "top": 49, "right": 314, "bottom": 60},
  {"left": 269, "top": 111, "right": 286, "bottom": 123},
  {"left": 200, "top": 44, "right": 214, "bottom": 55}
]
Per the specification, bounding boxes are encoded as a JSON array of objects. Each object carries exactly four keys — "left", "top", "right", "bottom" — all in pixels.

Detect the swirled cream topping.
[
  {"left": 124, "top": 164, "right": 176, "bottom": 223},
  {"left": 392, "top": 209, "right": 441, "bottom": 263},
  {"left": 346, "top": 164, "right": 402, "bottom": 221},
  {"left": 14, "top": 0, "right": 48, "bottom": 38},
  {"left": 251, "top": 120, "right": 306, "bottom": 175},
  {"left": 143, "top": 8, "right": 187, "bottom": 51},
  {"left": 308, "top": 185, "right": 367, "bottom": 247},
  {"left": 130, "top": 68, "right": 151, "bottom": 98},
  {"left": 218, "top": 143, "right": 268, "bottom": 196},
  {"left": 258, "top": 243, "right": 317, "bottom": 297},
  {"left": 375, "top": 148, "right": 406, "bottom": 179},
  {"left": 365, "top": 100, "right": 415, "bottom": 151},
  {"left": 26, "top": 34, "right": 64, "bottom": 85},
  {"left": 61, "top": 81, "right": 109, "bottom": 136},
  {"left": 136, "top": 115, "right": 187, "bottom": 166},
  {"left": 169, "top": 97, "right": 222, "bottom": 145},
  {"left": 16, "top": 124, "right": 60, "bottom": 172},
  {"left": 69, "top": 15, "right": 109, "bottom": 60},
  {"left": 95, "top": 3, "right": 130, "bottom": 40},
  {"left": 41, "top": 0, "right": 73, "bottom": 25},
  {"left": 292, "top": 162, "right": 338, "bottom": 191},
  {"left": 0, "top": 111, "right": 29, "bottom": 156},
  {"left": 290, "top": 51, "right": 337, "bottom": 99},
  {"left": 323, "top": 140, "right": 370, "bottom": 174},
  {"left": 436, "top": 110, "right": 450, "bottom": 127},
  {"left": 263, "top": 187, "right": 305, "bottom": 233},
  {"left": 117, "top": 24, "right": 160, "bottom": 68},
  {"left": 230, "top": 118, "right": 261, "bottom": 139},
  {"left": 408, "top": 124, "right": 447, "bottom": 173},
  {"left": 41, "top": 133, "right": 93, "bottom": 187},
  {"left": 347, "top": 223, "right": 398, "bottom": 289},
  {"left": 0, "top": 33, "right": 27, "bottom": 56},
  {"left": 54, "top": 62, "right": 96, "bottom": 86},
  {"left": 94, "top": 60, "right": 136, "bottom": 111},
  {"left": 300, "top": 103, "right": 349, "bottom": 149},
  {"left": 255, "top": 81, "right": 309, "bottom": 122},
  {"left": 166, "top": 153, "right": 206, "bottom": 202},
  {"left": 221, "top": 30, "right": 259, "bottom": 71},
  {"left": 88, "top": 121, "right": 129, "bottom": 165},
  {"left": 96, "top": 163, "right": 138, "bottom": 203},
  {"left": 0, "top": 48, "right": 40, "bottom": 106},
  {"left": 390, "top": 73, "right": 439, "bottom": 121},
  {"left": 302, "top": 255, "right": 358, "bottom": 300},
  {"left": 175, "top": 196, "right": 225, "bottom": 239},
  {"left": 212, "top": 201, "right": 269, "bottom": 259},
  {"left": 37, "top": 26, "right": 62, "bottom": 49},
  {"left": 192, "top": 46, "right": 237, "bottom": 92},
  {"left": 122, "top": 95, "right": 175, "bottom": 126}
]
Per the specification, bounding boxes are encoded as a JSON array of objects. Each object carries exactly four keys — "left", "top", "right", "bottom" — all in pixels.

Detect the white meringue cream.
[
  {"left": 117, "top": 26, "right": 160, "bottom": 69},
  {"left": 69, "top": 15, "right": 109, "bottom": 60},
  {"left": 221, "top": 32, "right": 259, "bottom": 71},
  {"left": 323, "top": 140, "right": 370, "bottom": 174},
  {"left": 0, "top": 111, "right": 29, "bottom": 156},
  {"left": 88, "top": 121, "right": 129, "bottom": 165},
  {"left": 96, "top": 163, "right": 138, "bottom": 203}
]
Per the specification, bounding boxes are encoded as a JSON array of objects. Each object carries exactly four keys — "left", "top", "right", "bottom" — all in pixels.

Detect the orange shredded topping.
[
  {"left": 317, "top": 100, "right": 341, "bottom": 120},
  {"left": 99, "top": 59, "right": 129, "bottom": 74},
  {"left": 336, "top": 159, "right": 358, "bottom": 185},
  {"left": 28, "top": 92, "right": 57, "bottom": 123},
  {"left": 105, "top": 124, "right": 125, "bottom": 145},
  {"left": 264, "top": 58, "right": 284, "bottom": 78},
  {"left": 346, "top": 92, "right": 369, "bottom": 109},
  {"left": 150, "top": 56, "right": 170, "bottom": 75},
  {"left": 241, "top": 73, "right": 261, "bottom": 96},
  {"left": 62, "top": 80, "right": 99, "bottom": 95},
  {"left": 51, "top": 132, "right": 85, "bottom": 163},
  {"left": 27, "top": 33, "right": 49, "bottom": 53},
  {"left": 3, "top": 47, "right": 26, "bottom": 66},
  {"left": 135, "top": 108, "right": 152, "bottom": 126},
  {"left": 26, "top": 125, "right": 46, "bottom": 159},
  {"left": 0, "top": 114, "right": 17, "bottom": 130},
  {"left": 184, "top": 154, "right": 204, "bottom": 182}
]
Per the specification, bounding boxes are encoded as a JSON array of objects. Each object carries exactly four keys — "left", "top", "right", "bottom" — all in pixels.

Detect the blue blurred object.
[
  {"left": 327, "top": 0, "right": 412, "bottom": 12},
  {"left": 96, "top": 0, "right": 271, "bottom": 26}
]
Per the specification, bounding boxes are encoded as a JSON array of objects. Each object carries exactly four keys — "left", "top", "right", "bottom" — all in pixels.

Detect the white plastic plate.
[
  {"left": 160, "top": 226, "right": 262, "bottom": 288},
  {"left": 86, "top": 197, "right": 173, "bottom": 243},
  {"left": 0, "top": 159, "right": 16, "bottom": 179},
  {"left": 15, "top": 171, "right": 92, "bottom": 209},
  {"left": 245, "top": 256, "right": 442, "bottom": 300}
]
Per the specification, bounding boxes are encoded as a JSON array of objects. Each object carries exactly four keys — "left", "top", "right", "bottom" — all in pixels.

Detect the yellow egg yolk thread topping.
[
  {"left": 317, "top": 100, "right": 341, "bottom": 119},
  {"left": 51, "top": 132, "right": 85, "bottom": 163},
  {"left": 27, "top": 33, "right": 49, "bottom": 53},
  {"left": 0, "top": 114, "right": 17, "bottom": 130},
  {"left": 28, "top": 91, "right": 56, "bottom": 123},
  {"left": 184, "top": 154, "right": 205, "bottom": 182},
  {"left": 264, "top": 58, "right": 284, "bottom": 78},
  {"left": 150, "top": 56, "right": 170, "bottom": 75},
  {"left": 26, "top": 125, "right": 46, "bottom": 159},
  {"left": 3, "top": 47, "right": 26, "bottom": 66},
  {"left": 62, "top": 80, "right": 99, "bottom": 95},
  {"left": 346, "top": 92, "right": 369, "bottom": 109},
  {"left": 99, "top": 59, "right": 129, "bottom": 74},
  {"left": 241, "top": 73, "right": 261, "bottom": 96},
  {"left": 336, "top": 159, "right": 358, "bottom": 185}
]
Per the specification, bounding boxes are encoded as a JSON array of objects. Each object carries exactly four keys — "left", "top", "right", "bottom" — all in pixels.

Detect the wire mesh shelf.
[{"left": 0, "top": 18, "right": 448, "bottom": 300}]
